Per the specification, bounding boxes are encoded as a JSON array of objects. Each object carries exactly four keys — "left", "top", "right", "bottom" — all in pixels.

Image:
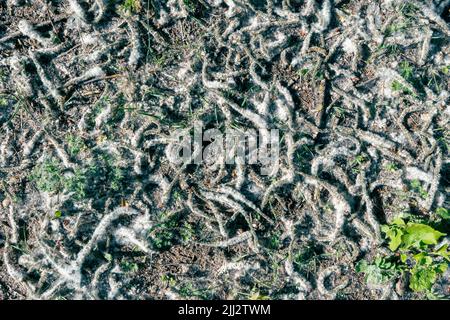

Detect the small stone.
[{"left": 2, "top": 198, "right": 11, "bottom": 208}]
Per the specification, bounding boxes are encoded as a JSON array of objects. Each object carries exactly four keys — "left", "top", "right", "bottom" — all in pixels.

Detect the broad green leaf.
[
  {"left": 365, "top": 265, "right": 392, "bottom": 285},
  {"left": 434, "top": 244, "right": 450, "bottom": 262},
  {"left": 54, "top": 210, "right": 62, "bottom": 219},
  {"left": 356, "top": 259, "right": 397, "bottom": 285},
  {"left": 392, "top": 217, "right": 406, "bottom": 226},
  {"left": 380, "top": 225, "right": 390, "bottom": 234},
  {"left": 413, "top": 253, "right": 433, "bottom": 266},
  {"left": 409, "top": 267, "right": 437, "bottom": 292},
  {"left": 390, "top": 229, "right": 403, "bottom": 251},
  {"left": 374, "top": 256, "right": 383, "bottom": 266},
  {"left": 400, "top": 254, "right": 408, "bottom": 263},
  {"left": 381, "top": 225, "right": 403, "bottom": 251},
  {"left": 413, "top": 252, "right": 425, "bottom": 262},
  {"left": 413, "top": 253, "right": 431, "bottom": 266},
  {"left": 436, "top": 207, "right": 450, "bottom": 220},
  {"left": 355, "top": 260, "right": 368, "bottom": 273},
  {"left": 436, "top": 262, "right": 448, "bottom": 274},
  {"left": 402, "top": 223, "right": 446, "bottom": 249}
]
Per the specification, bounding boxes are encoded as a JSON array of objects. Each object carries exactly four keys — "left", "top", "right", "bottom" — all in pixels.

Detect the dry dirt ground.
[{"left": 0, "top": 0, "right": 449, "bottom": 300}]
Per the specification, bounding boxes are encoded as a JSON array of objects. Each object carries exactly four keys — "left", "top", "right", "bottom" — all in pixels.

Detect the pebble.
[{"left": 2, "top": 198, "right": 11, "bottom": 208}]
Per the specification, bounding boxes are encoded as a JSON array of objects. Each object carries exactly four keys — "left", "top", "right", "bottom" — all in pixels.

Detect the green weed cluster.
[
  {"left": 30, "top": 155, "right": 124, "bottom": 200},
  {"left": 357, "top": 210, "right": 450, "bottom": 298},
  {"left": 120, "top": 0, "right": 142, "bottom": 14},
  {"left": 148, "top": 212, "right": 194, "bottom": 250}
]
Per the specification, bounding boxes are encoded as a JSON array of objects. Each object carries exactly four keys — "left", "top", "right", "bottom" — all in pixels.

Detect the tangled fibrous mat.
[{"left": 0, "top": 0, "right": 449, "bottom": 300}]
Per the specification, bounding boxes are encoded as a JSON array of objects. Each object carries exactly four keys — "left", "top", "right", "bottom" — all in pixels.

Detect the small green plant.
[
  {"left": 378, "top": 43, "right": 400, "bottom": 56},
  {"left": 357, "top": 214, "right": 449, "bottom": 296},
  {"left": 180, "top": 222, "right": 195, "bottom": 244},
  {"left": 385, "top": 162, "right": 398, "bottom": 172},
  {"left": 120, "top": 259, "right": 139, "bottom": 273},
  {"left": 442, "top": 66, "right": 450, "bottom": 75},
  {"left": 267, "top": 232, "right": 282, "bottom": 250},
  {"left": 104, "top": 253, "right": 113, "bottom": 262},
  {"left": 385, "top": 22, "right": 409, "bottom": 36},
  {"left": 53, "top": 210, "right": 62, "bottom": 219},
  {"left": 350, "top": 154, "right": 367, "bottom": 173},
  {"left": 436, "top": 208, "right": 450, "bottom": 220},
  {"left": 356, "top": 256, "right": 399, "bottom": 285},
  {"left": 410, "top": 179, "right": 428, "bottom": 199},
  {"left": 331, "top": 105, "right": 346, "bottom": 119},
  {"left": 294, "top": 244, "right": 324, "bottom": 276},
  {"left": 0, "top": 97, "right": 8, "bottom": 107},
  {"left": 182, "top": 0, "right": 208, "bottom": 19},
  {"left": 109, "top": 163, "right": 124, "bottom": 192},
  {"left": 297, "top": 68, "right": 310, "bottom": 78},
  {"left": 120, "top": 0, "right": 141, "bottom": 13},
  {"left": 381, "top": 217, "right": 445, "bottom": 252},
  {"left": 30, "top": 158, "right": 63, "bottom": 193},
  {"left": 63, "top": 167, "right": 88, "bottom": 200},
  {"left": 183, "top": 0, "right": 197, "bottom": 12},
  {"left": 31, "top": 158, "right": 89, "bottom": 198},
  {"left": 148, "top": 213, "right": 194, "bottom": 250},
  {"left": 391, "top": 80, "right": 406, "bottom": 92},
  {"left": 66, "top": 134, "right": 85, "bottom": 157},
  {"left": 161, "top": 274, "right": 177, "bottom": 287},
  {"left": 30, "top": 153, "right": 124, "bottom": 200},
  {"left": 399, "top": 61, "right": 413, "bottom": 80},
  {"left": 177, "top": 282, "right": 211, "bottom": 299}
]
